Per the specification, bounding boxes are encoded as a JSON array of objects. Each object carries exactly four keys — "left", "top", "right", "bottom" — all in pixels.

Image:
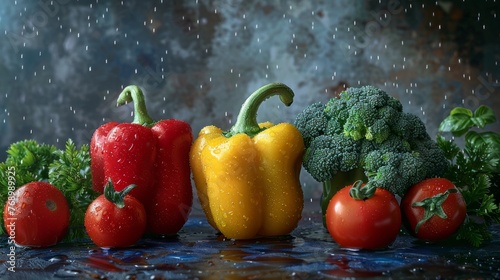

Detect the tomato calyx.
[
  {"left": 103, "top": 180, "right": 137, "bottom": 209},
  {"left": 411, "top": 188, "right": 458, "bottom": 233},
  {"left": 348, "top": 180, "right": 376, "bottom": 200}
]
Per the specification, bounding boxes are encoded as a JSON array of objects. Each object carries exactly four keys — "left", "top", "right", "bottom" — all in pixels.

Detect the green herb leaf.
[
  {"left": 466, "top": 131, "right": 500, "bottom": 148},
  {"left": 465, "top": 131, "right": 500, "bottom": 173},
  {"left": 436, "top": 135, "right": 461, "bottom": 161},
  {"left": 455, "top": 217, "right": 491, "bottom": 247},
  {"left": 49, "top": 139, "right": 98, "bottom": 242},
  {"left": 439, "top": 105, "right": 497, "bottom": 137},
  {"left": 4, "top": 140, "right": 58, "bottom": 183},
  {"left": 438, "top": 114, "right": 473, "bottom": 137},
  {"left": 438, "top": 104, "right": 500, "bottom": 247},
  {"left": 471, "top": 105, "right": 497, "bottom": 128},
  {"left": 450, "top": 107, "right": 473, "bottom": 117}
]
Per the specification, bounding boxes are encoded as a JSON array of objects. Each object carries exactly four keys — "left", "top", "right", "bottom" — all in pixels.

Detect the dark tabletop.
[{"left": 1, "top": 199, "right": 499, "bottom": 280}]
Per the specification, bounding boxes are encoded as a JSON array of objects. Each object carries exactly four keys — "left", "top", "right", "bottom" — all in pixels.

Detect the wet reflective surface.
[{"left": 1, "top": 200, "right": 499, "bottom": 279}]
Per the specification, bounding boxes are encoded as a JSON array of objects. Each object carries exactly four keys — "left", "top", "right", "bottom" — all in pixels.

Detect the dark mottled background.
[{"left": 1, "top": 0, "right": 499, "bottom": 197}]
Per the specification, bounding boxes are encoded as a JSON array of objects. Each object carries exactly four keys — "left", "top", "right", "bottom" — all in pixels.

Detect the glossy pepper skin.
[
  {"left": 190, "top": 83, "right": 304, "bottom": 239},
  {"left": 90, "top": 85, "right": 193, "bottom": 235}
]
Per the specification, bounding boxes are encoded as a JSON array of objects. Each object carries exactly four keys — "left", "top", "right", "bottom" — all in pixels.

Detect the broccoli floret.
[
  {"left": 325, "top": 86, "right": 402, "bottom": 144},
  {"left": 303, "top": 134, "right": 361, "bottom": 182},
  {"left": 394, "top": 112, "right": 430, "bottom": 140},
  {"left": 293, "top": 102, "right": 328, "bottom": 147},
  {"left": 363, "top": 149, "right": 433, "bottom": 195},
  {"left": 410, "top": 138, "right": 450, "bottom": 178},
  {"left": 294, "top": 85, "right": 449, "bottom": 201},
  {"left": 370, "top": 134, "right": 411, "bottom": 154}
]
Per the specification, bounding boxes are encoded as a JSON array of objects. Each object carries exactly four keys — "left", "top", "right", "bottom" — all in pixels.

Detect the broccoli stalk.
[
  {"left": 321, "top": 168, "right": 367, "bottom": 225},
  {"left": 295, "top": 86, "right": 448, "bottom": 225}
]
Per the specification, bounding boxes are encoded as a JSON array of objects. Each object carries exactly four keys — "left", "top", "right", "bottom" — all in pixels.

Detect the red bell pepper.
[{"left": 90, "top": 85, "right": 193, "bottom": 235}]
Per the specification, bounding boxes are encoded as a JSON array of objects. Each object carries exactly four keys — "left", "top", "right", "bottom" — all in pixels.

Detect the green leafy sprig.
[
  {"left": 0, "top": 140, "right": 58, "bottom": 185},
  {"left": 49, "top": 139, "right": 98, "bottom": 241},
  {"left": 0, "top": 139, "right": 98, "bottom": 241},
  {"left": 437, "top": 105, "right": 500, "bottom": 247}
]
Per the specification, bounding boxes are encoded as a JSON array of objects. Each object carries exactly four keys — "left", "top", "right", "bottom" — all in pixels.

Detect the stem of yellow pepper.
[
  {"left": 224, "top": 82, "right": 295, "bottom": 138},
  {"left": 117, "top": 85, "right": 155, "bottom": 128}
]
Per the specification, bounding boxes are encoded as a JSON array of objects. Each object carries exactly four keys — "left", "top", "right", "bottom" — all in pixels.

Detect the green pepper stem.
[
  {"left": 117, "top": 85, "right": 155, "bottom": 127},
  {"left": 224, "top": 83, "right": 294, "bottom": 138}
]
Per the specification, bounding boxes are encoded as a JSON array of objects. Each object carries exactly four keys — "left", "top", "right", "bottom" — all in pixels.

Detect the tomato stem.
[
  {"left": 412, "top": 188, "right": 457, "bottom": 233},
  {"left": 103, "top": 180, "right": 137, "bottom": 209},
  {"left": 349, "top": 180, "right": 376, "bottom": 200}
]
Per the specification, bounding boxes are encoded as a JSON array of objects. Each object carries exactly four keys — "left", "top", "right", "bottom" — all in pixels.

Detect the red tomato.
[
  {"left": 84, "top": 185, "right": 146, "bottom": 248},
  {"left": 401, "top": 178, "right": 466, "bottom": 242},
  {"left": 326, "top": 182, "right": 401, "bottom": 250},
  {"left": 3, "top": 182, "right": 70, "bottom": 247}
]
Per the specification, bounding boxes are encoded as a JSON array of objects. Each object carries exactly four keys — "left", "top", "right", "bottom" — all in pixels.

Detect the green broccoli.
[
  {"left": 294, "top": 86, "right": 449, "bottom": 223},
  {"left": 295, "top": 102, "right": 328, "bottom": 147},
  {"left": 303, "top": 134, "right": 361, "bottom": 182},
  {"left": 325, "top": 86, "right": 402, "bottom": 143}
]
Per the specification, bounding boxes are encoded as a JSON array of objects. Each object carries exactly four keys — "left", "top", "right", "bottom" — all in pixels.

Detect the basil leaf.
[
  {"left": 466, "top": 131, "right": 500, "bottom": 150},
  {"left": 439, "top": 114, "right": 474, "bottom": 136},
  {"left": 471, "top": 105, "right": 497, "bottom": 128},
  {"left": 450, "top": 107, "right": 473, "bottom": 117}
]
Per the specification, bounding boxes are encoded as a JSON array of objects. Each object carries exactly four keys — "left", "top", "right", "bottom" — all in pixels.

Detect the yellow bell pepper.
[{"left": 190, "top": 83, "right": 305, "bottom": 239}]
